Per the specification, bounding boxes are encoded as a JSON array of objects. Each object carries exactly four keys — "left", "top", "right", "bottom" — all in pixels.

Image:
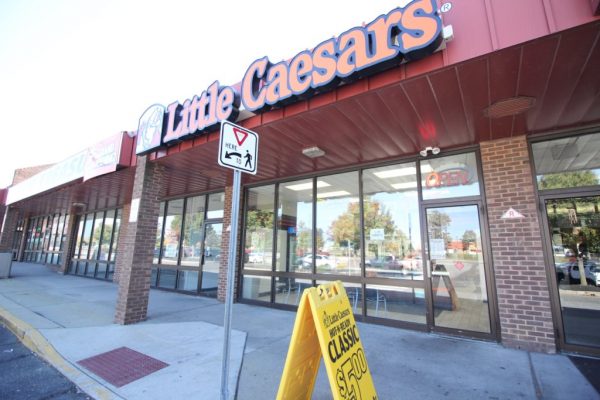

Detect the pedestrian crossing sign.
[{"left": 218, "top": 121, "right": 258, "bottom": 174}]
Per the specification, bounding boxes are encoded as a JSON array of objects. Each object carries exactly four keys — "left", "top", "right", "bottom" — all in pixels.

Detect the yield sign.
[
  {"left": 218, "top": 121, "right": 259, "bottom": 175},
  {"left": 233, "top": 128, "right": 248, "bottom": 146}
]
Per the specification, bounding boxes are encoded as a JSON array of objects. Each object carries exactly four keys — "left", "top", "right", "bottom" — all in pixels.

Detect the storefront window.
[
  {"left": 276, "top": 179, "right": 313, "bottom": 273},
  {"left": 154, "top": 202, "right": 165, "bottom": 264},
  {"left": 420, "top": 153, "right": 480, "bottom": 200},
  {"left": 244, "top": 185, "right": 275, "bottom": 271},
  {"left": 161, "top": 199, "right": 184, "bottom": 265},
  {"left": 362, "top": 163, "right": 423, "bottom": 280},
  {"left": 242, "top": 275, "right": 271, "bottom": 302},
  {"left": 89, "top": 212, "right": 105, "bottom": 262},
  {"left": 316, "top": 171, "right": 360, "bottom": 276},
  {"left": 207, "top": 192, "right": 225, "bottom": 219},
  {"left": 99, "top": 211, "right": 114, "bottom": 262},
  {"left": 181, "top": 196, "right": 205, "bottom": 267},
  {"left": 80, "top": 213, "right": 94, "bottom": 260},
  {"left": 152, "top": 192, "right": 224, "bottom": 294},
  {"left": 533, "top": 132, "right": 600, "bottom": 190},
  {"left": 60, "top": 215, "right": 69, "bottom": 252}
]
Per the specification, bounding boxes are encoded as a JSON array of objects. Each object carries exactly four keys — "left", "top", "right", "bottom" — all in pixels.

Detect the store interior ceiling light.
[
  {"left": 72, "top": 202, "right": 86, "bottom": 208},
  {"left": 374, "top": 167, "right": 417, "bottom": 179},
  {"left": 374, "top": 165, "right": 434, "bottom": 179},
  {"left": 285, "top": 180, "right": 330, "bottom": 191},
  {"left": 316, "top": 190, "right": 350, "bottom": 199},
  {"left": 391, "top": 181, "right": 418, "bottom": 190},
  {"left": 483, "top": 96, "right": 536, "bottom": 118},
  {"left": 302, "top": 146, "right": 326, "bottom": 158}
]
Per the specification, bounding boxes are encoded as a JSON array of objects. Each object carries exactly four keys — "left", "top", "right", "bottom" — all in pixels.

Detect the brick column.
[
  {"left": 480, "top": 136, "right": 556, "bottom": 353},
  {"left": 58, "top": 207, "right": 79, "bottom": 274},
  {"left": 114, "top": 156, "right": 163, "bottom": 325},
  {"left": 218, "top": 185, "right": 243, "bottom": 302},
  {"left": 112, "top": 202, "right": 131, "bottom": 284},
  {"left": 0, "top": 207, "right": 20, "bottom": 252}
]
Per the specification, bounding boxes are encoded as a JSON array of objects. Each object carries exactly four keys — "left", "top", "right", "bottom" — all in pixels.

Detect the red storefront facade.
[{"left": 1, "top": 0, "right": 600, "bottom": 355}]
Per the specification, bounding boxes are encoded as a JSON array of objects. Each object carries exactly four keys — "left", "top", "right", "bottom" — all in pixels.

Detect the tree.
[
  {"left": 329, "top": 200, "right": 396, "bottom": 252},
  {"left": 296, "top": 222, "right": 324, "bottom": 255},
  {"left": 428, "top": 210, "right": 452, "bottom": 243},
  {"left": 245, "top": 209, "right": 274, "bottom": 251},
  {"left": 539, "top": 171, "right": 598, "bottom": 190},
  {"left": 462, "top": 230, "right": 477, "bottom": 251}
]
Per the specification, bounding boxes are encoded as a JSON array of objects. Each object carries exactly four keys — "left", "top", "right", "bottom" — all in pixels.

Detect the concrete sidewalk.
[{"left": 0, "top": 262, "right": 598, "bottom": 400}]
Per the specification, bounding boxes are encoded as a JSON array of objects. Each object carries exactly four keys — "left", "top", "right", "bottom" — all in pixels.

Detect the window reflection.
[
  {"left": 68, "top": 208, "right": 121, "bottom": 280},
  {"left": 546, "top": 196, "right": 600, "bottom": 348},
  {"left": 161, "top": 199, "right": 184, "bottom": 265},
  {"left": 276, "top": 179, "right": 313, "bottom": 273},
  {"left": 316, "top": 172, "right": 360, "bottom": 276},
  {"left": 181, "top": 196, "right": 205, "bottom": 267},
  {"left": 242, "top": 275, "right": 271, "bottom": 302},
  {"left": 244, "top": 185, "right": 275, "bottom": 271},
  {"left": 109, "top": 210, "right": 121, "bottom": 263},
  {"left": 152, "top": 192, "right": 225, "bottom": 293},
  {"left": 80, "top": 213, "right": 94, "bottom": 259},
  {"left": 363, "top": 163, "right": 423, "bottom": 280},
  {"left": 420, "top": 153, "right": 480, "bottom": 200},
  {"left": 100, "top": 211, "right": 114, "bottom": 262},
  {"left": 207, "top": 192, "right": 225, "bottom": 219},
  {"left": 154, "top": 202, "right": 165, "bottom": 264},
  {"left": 533, "top": 132, "right": 600, "bottom": 190}
]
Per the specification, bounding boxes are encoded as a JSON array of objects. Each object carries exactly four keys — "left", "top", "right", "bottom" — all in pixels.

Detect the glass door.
[
  {"left": 543, "top": 195, "right": 600, "bottom": 350},
  {"left": 424, "top": 204, "right": 492, "bottom": 335},
  {"left": 200, "top": 222, "right": 222, "bottom": 295}
]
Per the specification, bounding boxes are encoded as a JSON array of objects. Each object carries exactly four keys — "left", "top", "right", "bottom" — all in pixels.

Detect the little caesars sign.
[{"left": 136, "top": 0, "right": 446, "bottom": 155}]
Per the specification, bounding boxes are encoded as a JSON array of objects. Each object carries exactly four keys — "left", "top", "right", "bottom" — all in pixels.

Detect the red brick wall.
[
  {"left": 218, "top": 185, "right": 243, "bottom": 302},
  {"left": 480, "top": 136, "right": 556, "bottom": 353},
  {"left": 0, "top": 207, "right": 19, "bottom": 252},
  {"left": 114, "top": 158, "right": 163, "bottom": 324}
]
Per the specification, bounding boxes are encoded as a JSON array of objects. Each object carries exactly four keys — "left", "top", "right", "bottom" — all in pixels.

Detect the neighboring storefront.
[
  {"left": 150, "top": 192, "right": 225, "bottom": 295},
  {"left": 531, "top": 130, "right": 600, "bottom": 355},
  {"left": 21, "top": 213, "right": 69, "bottom": 265},
  {"left": 69, "top": 208, "right": 122, "bottom": 280},
  {"left": 0, "top": 0, "right": 599, "bottom": 354}
]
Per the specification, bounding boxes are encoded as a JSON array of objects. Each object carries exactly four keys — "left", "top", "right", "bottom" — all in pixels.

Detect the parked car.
[
  {"left": 163, "top": 244, "right": 179, "bottom": 259},
  {"left": 553, "top": 245, "right": 575, "bottom": 258},
  {"left": 300, "top": 254, "right": 330, "bottom": 269},
  {"left": 248, "top": 252, "right": 264, "bottom": 263},
  {"left": 559, "top": 260, "right": 600, "bottom": 285},
  {"left": 367, "top": 255, "right": 403, "bottom": 270}
]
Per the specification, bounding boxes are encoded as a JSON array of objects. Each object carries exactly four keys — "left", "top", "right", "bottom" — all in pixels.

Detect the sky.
[{"left": 0, "top": 0, "right": 407, "bottom": 188}]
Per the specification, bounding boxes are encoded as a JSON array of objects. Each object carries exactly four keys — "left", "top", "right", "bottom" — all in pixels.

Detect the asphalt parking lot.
[{"left": 0, "top": 323, "right": 89, "bottom": 400}]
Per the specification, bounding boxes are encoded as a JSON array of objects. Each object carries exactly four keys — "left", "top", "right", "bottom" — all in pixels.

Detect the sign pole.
[{"left": 220, "top": 169, "right": 241, "bottom": 400}]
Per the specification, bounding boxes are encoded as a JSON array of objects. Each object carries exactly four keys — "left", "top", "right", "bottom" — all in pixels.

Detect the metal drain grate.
[{"left": 78, "top": 347, "right": 169, "bottom": 387}]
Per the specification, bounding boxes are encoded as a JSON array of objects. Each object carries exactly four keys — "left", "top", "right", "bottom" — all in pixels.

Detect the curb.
[{"left": 0, "top": 306, "right": 123, "bottom": 400}]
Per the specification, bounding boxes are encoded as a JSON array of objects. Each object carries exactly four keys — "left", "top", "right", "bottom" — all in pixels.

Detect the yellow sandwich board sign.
[{"left": 277, "top": 281, "right": 378, "bottom": 400}]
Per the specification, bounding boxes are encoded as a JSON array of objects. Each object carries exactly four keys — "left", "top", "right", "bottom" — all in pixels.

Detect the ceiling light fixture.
[
  {"left": 285, "top": 181, "right": 330, "bottom": 191},
  {"left": 302, "top": 146, "right": 326, "bottom": 158},
  {"left": 419, "top": 146, "right": 440, "bottom": 157},
  {"left": 316, "top": 190, "right": 350, "bottom": 199}
]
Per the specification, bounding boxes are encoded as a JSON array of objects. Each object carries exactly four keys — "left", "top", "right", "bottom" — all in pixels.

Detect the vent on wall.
[{"left": 483, "top": 96, "right": 536, "bottom": 118}]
